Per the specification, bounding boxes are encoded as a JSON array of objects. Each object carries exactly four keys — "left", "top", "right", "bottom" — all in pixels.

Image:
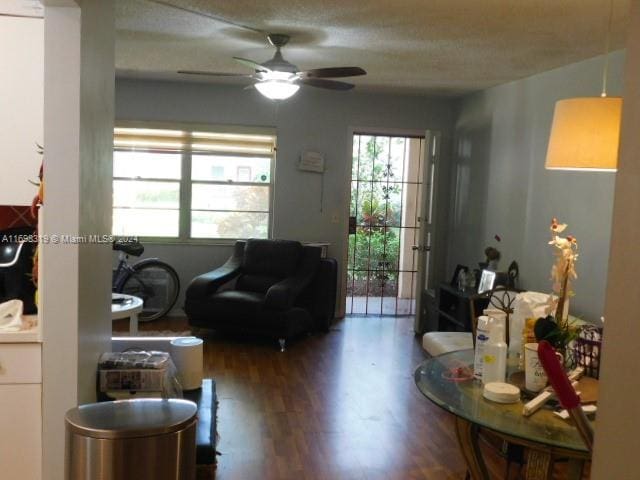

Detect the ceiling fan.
[{"left": 178, "top": 33, "right": 367, "bottom": 100}]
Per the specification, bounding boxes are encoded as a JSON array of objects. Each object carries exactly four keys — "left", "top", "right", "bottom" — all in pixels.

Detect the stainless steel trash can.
[{"left": 65, "top": 398, "right": 197, "bottom": 480}]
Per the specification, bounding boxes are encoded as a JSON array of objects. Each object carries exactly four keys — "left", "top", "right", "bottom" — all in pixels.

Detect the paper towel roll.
[
  {"left": 170, "top": 337, "right": 203, "bottom": 390},
  {"left": 511, "top": 291, "right": 553, "bottom": 355}
]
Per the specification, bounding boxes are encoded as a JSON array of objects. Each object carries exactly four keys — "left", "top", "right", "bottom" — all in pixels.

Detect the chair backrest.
[
  {"left": 236, "top": 239, "right": 303, "bottom": 293},
  {"left": 469, "top": 286, "right": 520, "bottom": 346}
]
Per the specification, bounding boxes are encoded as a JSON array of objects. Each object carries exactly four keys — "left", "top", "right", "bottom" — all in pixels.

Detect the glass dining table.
[{"left": 414, "top": 349, "right": 592, "bottom": 480}]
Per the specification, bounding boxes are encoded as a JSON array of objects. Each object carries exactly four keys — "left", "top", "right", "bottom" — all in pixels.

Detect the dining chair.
[{"left": 469, "top": 287, "right": 520, "bottom": 347}]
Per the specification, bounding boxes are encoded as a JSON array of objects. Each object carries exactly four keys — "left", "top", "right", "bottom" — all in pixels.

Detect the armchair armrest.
[
  {"left": 300, "top": 257, "right": 337, "bottom": 331},
  {"left": 264, "top": 247, "right": 321, "bottom": 310},
  {"left": 185, "top": 241, "right": 245, "bottom": 299}
]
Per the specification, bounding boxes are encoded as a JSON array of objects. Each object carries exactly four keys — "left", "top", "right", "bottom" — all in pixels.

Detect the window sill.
[{"left": 137, "top": 237, "right": 240, "bottom": 247}]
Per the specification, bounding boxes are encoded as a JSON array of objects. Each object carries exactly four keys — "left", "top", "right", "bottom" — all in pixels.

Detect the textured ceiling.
[
  {"left": 0, "top": 0, "right": 43, "bottom": 17},
  {"left": 115, "top": 0, "right": 631, "bottom": 96}
]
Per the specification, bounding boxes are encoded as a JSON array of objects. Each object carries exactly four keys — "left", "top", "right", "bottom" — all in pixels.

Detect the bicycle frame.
[
  {"left": 112, "top": 251, "right": 160, "bottom": 292},
  {"left": 111, "top": 244, "right": 180, "bottom": 321},
  {"left": 112, "top": 251, "right": 133, "bottom": 291}
]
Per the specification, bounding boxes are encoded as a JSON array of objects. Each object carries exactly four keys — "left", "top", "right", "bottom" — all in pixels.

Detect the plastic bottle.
[
  {"left": 473, "top": 316, "right": 495, "bottom": 380},
  {"left": 482, "top": 323, "right": 508, "bottom": 384}
]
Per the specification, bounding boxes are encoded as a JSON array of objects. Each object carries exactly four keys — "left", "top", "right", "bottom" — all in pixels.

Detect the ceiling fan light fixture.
[
  {"left": 178, "top": 32, "right": 365, "bottom": 98},
  {"left": 255, "top": 79, "right": 300, "bottom": 100}
]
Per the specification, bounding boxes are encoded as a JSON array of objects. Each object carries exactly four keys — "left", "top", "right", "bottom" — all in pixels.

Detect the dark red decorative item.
[{"left": 538, "top": 340, "right": 594, "bottom": 451}]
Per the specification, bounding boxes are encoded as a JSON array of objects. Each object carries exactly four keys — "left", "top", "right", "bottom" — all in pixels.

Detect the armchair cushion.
[
  {"left": 264, "top": 247, "right": 321, "bottom": 309},
  {"left": 236, "top": 274, "right": 280, "bottom": 294},
  {"left": 209, "top": 290, "right": 265, "bottom": 324},
  {"left": 242, "top": 239, "right": 302, "bottom": 277}
]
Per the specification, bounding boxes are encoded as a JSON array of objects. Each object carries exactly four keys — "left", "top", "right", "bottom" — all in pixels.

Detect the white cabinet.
[
  {"left": 0, "top": 343, "right": 42, "bottom": 480},
  {"left": 0, "top": 343, "right": 42, "bottom": 384},
  {"left": 0, "top": 384, "right": 42, "bottom": 479}
]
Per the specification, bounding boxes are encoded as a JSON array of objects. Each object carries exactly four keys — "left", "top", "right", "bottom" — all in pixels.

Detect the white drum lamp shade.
[{"left": 545, "top": 97, "right": 622, "bottom": 172}]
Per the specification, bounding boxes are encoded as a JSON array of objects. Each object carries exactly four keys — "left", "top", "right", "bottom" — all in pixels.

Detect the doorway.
[{"left": 346, "top": 133, "right": 427, "bottom": 316}]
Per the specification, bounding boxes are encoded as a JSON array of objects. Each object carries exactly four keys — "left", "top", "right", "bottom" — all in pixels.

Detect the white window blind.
[{"left": 112, "top": 125, "right": 276, "bottom": 240}]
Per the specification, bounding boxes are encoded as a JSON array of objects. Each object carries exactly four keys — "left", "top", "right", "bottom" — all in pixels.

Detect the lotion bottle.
[
  {"left": 482, "top": 323, "right": 508, "bottom": 384},
  {"left": 473, "top": 316, "right": 494, "bottom": 381}
]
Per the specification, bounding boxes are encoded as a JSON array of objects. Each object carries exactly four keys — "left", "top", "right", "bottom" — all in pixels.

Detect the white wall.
[
  {"left": 448, "top": 51, "right": 625, "bottom": 321},
  {"left": 0, "top": 16, "right": 43, "bottom": 205},
  {"left": 592, "top": 1, "right": 640, "bottom": 476},
  {"left": 42, "top": 1, "right": 114, "bottom": 478},
  {"left": 115, "top": 80, "right": 455, "bottom": 315}
]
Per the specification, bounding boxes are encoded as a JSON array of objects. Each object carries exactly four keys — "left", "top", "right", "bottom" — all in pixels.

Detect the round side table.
[{"left": 111, "top": 293, "right": 144, "bottom": 336}]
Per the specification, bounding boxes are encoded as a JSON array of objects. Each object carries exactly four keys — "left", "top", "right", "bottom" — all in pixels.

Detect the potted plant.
[{"left": 534, "top": 218, "right": 579, "bottom": 353}]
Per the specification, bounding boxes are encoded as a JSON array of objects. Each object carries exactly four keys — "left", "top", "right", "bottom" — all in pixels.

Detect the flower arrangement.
[
  {"left": 534, "top": 218, "right": 579, "bottom": 350},
  {"left": 484, "top": 246, "right": 501, "bottom": 267},
  {"left": 479, "top": 234, "right": 502, "bottom": 271}
]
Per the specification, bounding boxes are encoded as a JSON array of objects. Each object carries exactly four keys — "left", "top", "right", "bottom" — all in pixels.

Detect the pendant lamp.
[{"left": 545, "top": 0, "right": 622, "bottom": 172}]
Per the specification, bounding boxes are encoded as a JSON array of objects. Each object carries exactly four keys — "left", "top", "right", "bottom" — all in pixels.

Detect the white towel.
[{"left": 0, "top": 299, "right": 23, "bottom": 332}]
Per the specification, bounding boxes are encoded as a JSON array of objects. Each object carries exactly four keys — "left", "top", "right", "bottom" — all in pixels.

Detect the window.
[{"left": 113, "top": 125, "right": 276, "bottom": 240}]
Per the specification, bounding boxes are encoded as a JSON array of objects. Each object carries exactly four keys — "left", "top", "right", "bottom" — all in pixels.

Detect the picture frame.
[
  {"left": 450, "top": 264, "right": 469, "bottom": 287},
  {"left": 478, "top": 269, "right": 497, "bottom": 294}
]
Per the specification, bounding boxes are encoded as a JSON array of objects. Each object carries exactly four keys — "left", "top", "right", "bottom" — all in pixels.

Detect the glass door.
[
  {"left": 414, "top": 131, "right": 440, "bottom": 333},
  {"left": 346, "top": 133, "right": 426, "bottom": 316}
]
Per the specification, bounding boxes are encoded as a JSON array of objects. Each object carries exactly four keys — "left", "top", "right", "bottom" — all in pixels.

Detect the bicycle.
[{"left": 112, "top": 238, "right": 180, "bottom": 322}]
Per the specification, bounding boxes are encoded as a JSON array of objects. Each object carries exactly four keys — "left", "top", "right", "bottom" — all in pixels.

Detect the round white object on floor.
[
  {"left": 170, "top": 337, "right": 204, "bottom": 391},
  {"left": 483, "top": 382, "right": 521, "bottom": 404}
]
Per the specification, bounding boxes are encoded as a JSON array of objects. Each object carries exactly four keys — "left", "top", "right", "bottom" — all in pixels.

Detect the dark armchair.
[{"left": 185, "top": 239, "right": 337, "bottom": 350}]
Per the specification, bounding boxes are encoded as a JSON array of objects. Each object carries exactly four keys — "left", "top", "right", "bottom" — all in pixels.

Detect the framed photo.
[
  {"left": 478, "top": 269, "right": 496, "bottom": 294},
  {"left": 450, "top": 264, "right": 469, "bottom": 287}
]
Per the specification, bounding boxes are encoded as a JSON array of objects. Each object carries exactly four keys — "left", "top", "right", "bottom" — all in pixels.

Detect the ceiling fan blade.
[
  {"left": 299, "top": 67, "right": 366, "bottom": 79},
  {"left": 178, "top": 70, "right": 254, "bottom": 78},
  {"left": 146, "top": 0, "right": 264, "bottom": 34},
  {"left": 233, "top": 57, "right": 271, "bottom": 73},
  {"left": 300, "top": 78, "right": 355, "bottom": 91}
]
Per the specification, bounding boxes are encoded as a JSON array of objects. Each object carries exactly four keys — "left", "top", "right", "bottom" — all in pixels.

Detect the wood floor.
[
  {"left": 204, "top": 316, "right": 471, "bottom": 480},
  {"left": 114, "top": 315, "right": 583, "bottom": 479}
]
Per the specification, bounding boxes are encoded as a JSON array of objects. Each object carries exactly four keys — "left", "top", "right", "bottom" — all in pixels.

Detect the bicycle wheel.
[{"left": 120, "top": 259, "right": 180, "bottom": 322}]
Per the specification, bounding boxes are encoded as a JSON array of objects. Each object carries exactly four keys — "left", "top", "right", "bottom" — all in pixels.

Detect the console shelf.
[{"left": 434, "top": 283, "right": 490, "bottom": 332}]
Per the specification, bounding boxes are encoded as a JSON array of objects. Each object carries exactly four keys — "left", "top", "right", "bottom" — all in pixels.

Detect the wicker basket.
[{"left": 570, "top": 325, "right": 603, "bottom": 378}]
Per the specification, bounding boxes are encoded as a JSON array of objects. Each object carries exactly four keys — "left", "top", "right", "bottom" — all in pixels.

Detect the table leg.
[
  {"left": 454, "top": 417, "right": 490, "bottom": 480},
  {"left": 130, "top": 313, "right": 138, "bottom": 336},
  {"left": 525, "top": 449, "right": 553, "bottom": 480}
]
